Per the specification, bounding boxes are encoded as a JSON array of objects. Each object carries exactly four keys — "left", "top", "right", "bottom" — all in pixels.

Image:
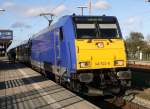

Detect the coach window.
[
  {"left": 5, "top": 32, "right": 12, "bottom": 35},
  {"left": 59, "top": 27, "right": 63, "bottom": 41}
]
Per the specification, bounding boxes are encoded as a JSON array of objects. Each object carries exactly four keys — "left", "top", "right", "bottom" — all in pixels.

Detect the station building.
[{"left": 0, "top": 29, "right": 13, "bottom": 56}]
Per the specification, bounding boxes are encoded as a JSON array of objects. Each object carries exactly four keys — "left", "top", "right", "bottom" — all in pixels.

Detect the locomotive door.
[{"left": 54, "top": 29, "right": 61, "bottom": 75}]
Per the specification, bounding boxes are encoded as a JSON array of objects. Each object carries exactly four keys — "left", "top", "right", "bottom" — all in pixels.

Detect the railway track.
[
  {"left": 82, "top": 96, "right": 122, "bottom": 109},
  {"left": 117, "top": 67, "right": 150, "bottom": 109},
  {"left": 82, "top": 67, "right": 150, "bottom": 109}
]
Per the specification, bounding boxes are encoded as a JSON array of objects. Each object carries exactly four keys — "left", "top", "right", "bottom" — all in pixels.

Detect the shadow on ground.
[
  {"left": 130, "top": 68, "right": 150, "bottom": 90},
  {"left": 0, "top": 57, "right": 27, "bottom": 71}
]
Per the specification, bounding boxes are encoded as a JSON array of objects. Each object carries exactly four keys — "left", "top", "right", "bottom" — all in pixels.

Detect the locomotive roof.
[
  {"left": 31, "top": 15, "right": 70, "bottom": 39},
  {"left": 7, "top": 15, "right": 119, "bottom": 52},
  {"left": 71, "top": 14, "right": 117, "bottom": 18},
  {"left": 72, "top": 15, "right": 117, "bottom": 23},
  {"left": 31, "top": 15, "right": 118, "bottom": 39},
  {"left": 0, "top": 29, "right": 13, "bottom": 32}
]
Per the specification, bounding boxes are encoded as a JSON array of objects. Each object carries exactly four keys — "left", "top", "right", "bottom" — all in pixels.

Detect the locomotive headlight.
[
  {"left": 117, "top": 70, "right": 132, "bottom": 80},
  {"left": 114, "top": 60, "right": 124, "bottom": 66},
  {"left": 96, "top": 42, "right": 104, "bottom": 48},
  {"left": 80, "top": 61, "right": 90, "bottom": 68}
]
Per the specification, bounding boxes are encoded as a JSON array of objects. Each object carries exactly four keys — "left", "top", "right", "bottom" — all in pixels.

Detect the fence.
[{"left": 127, "top": 52, "right": 150, "bottom": 61}]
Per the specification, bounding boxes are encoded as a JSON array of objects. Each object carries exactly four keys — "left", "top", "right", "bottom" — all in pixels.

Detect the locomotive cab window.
[
  {"left": 98, "top": 24, "right": 119, "bottom": 38},
  {"left": 76, "top": 24, "right": 97, "bottom": 39},
  {"left": 73, "top": 16, "right": 122, "bottom": 39}
]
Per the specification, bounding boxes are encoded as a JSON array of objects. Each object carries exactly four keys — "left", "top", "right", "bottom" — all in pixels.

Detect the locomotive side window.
[
  {"left": 98, "top": 24, "right": 119, "bottom": 38},
  {"left": 76, "top": 24, "right": 97, "bottom": 39},
  {"left": 59, "top": 27, "right": 63, "bottom": 41}
]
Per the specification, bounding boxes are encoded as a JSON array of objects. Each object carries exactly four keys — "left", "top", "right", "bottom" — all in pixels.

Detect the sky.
[{"left": 0, "top": 0, "right": 150, "bottom": 47}]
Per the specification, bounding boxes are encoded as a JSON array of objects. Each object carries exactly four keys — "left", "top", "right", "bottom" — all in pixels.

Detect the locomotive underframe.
[{"left": 61, "top": 68, "right": 131, "bottom": 96}]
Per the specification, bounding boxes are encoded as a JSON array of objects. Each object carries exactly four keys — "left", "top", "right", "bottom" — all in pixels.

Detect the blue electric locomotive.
[{"left": 9, "top": 15, "right": 131, "bottom": 96}]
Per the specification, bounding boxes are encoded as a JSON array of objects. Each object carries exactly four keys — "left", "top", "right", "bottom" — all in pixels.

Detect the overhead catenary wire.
[
  {"left": 77, "top": 6, "right": 88, "bottom": 16},
  {"left": 39, "top": 0, "right": 66, "bottom": 26}
]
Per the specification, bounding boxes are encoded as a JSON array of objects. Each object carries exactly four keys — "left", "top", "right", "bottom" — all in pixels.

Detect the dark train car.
[
  {"left": 16, "top": 40, "right": 31, "bottom": 64},
  {"left": 0, "top": 29, "right": 13, "bottom": 56},
  {"left": 8, "top": 39, "right": 31, "bottom": 64}
]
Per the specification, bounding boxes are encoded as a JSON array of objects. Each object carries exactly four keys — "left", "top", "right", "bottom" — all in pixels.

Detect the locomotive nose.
[{"left": 75, "top": 39, "right": 126, "bottom": 70}]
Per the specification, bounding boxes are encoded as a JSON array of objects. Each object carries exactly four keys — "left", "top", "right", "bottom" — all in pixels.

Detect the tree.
[
  {"left": 146, "top": 34, "right": 150, "bottom": 43},
  {"left": 126, "top": 32, "right": 147, "bottom": 54},
  {"left": 144, "top": 35, "right": 150, "bottom": 53}
]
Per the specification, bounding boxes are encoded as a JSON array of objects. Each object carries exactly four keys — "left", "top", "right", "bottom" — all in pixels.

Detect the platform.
[
  {"left": 0, "top": 57, "right": 100, "bottom": 109},
  {"left": 127, "top": 60, "right": 150, "bottom": 70}
]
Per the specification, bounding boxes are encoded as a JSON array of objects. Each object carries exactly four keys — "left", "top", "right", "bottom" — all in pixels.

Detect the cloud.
[
  {"left": 121, "top": 16, "right": 143, "bottom": 36},
  {"left": 24, "top": 5, "right": 67, "bottom": 17},
  {"left": 1, "top": 1, "right": 42, "bottom": 17},
  {"left": 24, "top": 7, "right": 50, "bottom": 17},
  {"left": 124, "top": 16, "right": 143, "bottom": 30},
  {"left": 10, "top": 22, "right": 31, "bottom": 29},
  {"left": 1, "top": 1, "right": 16, "bottom": 10},
  {"left": 126, "top": 17, "right": 139, "bottom": 25},
  {"left": 1, "top": 1, "right": 67, "bottom": 18},
  {"left": 93, "top": 0, "right": 111, "bottom": 10},
  {"left": 0, "top": 1, "right": 25, "bottom": 16},
  {"left": 52, "top": 5, "right": 67, "bottom": 16}
]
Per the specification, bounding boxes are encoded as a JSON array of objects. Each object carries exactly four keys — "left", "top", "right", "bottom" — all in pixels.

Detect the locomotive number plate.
[{"left": 95, "top": 61, "right": 110, "bottom": 66}]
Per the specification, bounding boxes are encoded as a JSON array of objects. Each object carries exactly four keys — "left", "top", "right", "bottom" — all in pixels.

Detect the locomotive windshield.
[
  {"left": 73, "top": 16, "right": 122, "bottom": 39},
  {"left": 98, "top": 24, "right": 118, "bottom": 38},
  {"left": 76, "top": 23, "right": 97, "bottom": 39}
]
